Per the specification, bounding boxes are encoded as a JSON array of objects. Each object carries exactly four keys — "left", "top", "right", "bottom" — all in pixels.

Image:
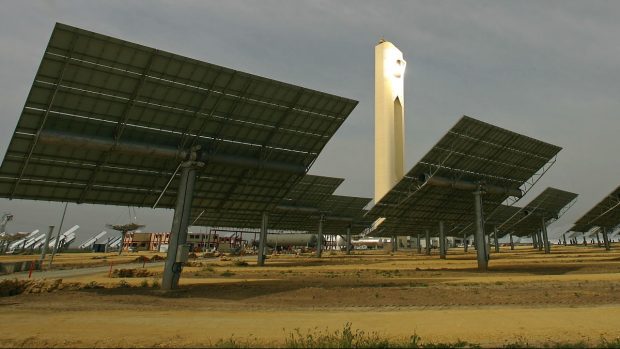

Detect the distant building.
[
  {"left": 122, "top": 232, "right": 169, "bottom": 252},
  {"left": 122, "top": 230, "right": 253, "bottom": 252}
]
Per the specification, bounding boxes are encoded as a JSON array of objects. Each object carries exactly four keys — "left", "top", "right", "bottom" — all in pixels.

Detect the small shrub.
[
  {"left": 151, "top": 279, "right": 160, "bottom": 289},
  {"left": 112, "top": 268, "right": 152, "bottom": 278},
  {"left": 139, "top": 279, "right": 149, "bottom": 288},
  {"left": 233, "top": 259, "right": 248, "bottom": 267},
  {"left": 134, "top": 256, "right": 150, "bottom": 263},
  {"left": 184, "top": 261, "right": 203, "bottom": 267},
  {"left": 220, "top": 270, "right": 235, "bottom": 277},
  {"left": 82, "top": 281, "right": 103, "bottom": 289},
  {"left": 117, "top": 280, "right": 131, "bottom": 288},
  {"left": 0, "top": 279, "right": 28, "bottom": 297}
]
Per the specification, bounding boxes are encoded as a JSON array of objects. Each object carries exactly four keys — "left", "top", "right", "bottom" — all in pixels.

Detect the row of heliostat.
[{"left": 0, "top": 23, "right": 616, "bottom": 240}]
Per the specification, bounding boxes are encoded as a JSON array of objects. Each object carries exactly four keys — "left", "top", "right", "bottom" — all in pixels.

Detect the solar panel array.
[
  {"left": 313, "top": 195, "right": 372, "bottom": 235},
  {"left": 367, "top": 115, "right": 562, "bottom": 237},
  {"left": 194, "top": 192, "right": 373, "bottom": 235},
  {"left": 192, "top": 174, "right": 343, "bottom": 228},
  {"left": 501, "top": 187, "right": 578, "bottom": 237},
  {"left": 0, "top": 23, "right": 357, "bottom": 215},
  {"left": 570, "top": 185, "right": 620, "bottom": 232}
]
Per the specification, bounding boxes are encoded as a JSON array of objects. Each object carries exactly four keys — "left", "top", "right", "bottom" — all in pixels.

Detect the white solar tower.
[{"left": 374, "top": 39, "right": 406, "bottom": 203}]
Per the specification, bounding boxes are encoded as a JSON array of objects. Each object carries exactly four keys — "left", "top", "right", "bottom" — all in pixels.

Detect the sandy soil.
[{"left": 1, "top": 245, "right": 620, "bottom": 347}]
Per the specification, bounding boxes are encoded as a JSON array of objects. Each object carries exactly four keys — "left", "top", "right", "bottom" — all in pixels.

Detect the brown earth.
[{"left": 1, "top": 245, "right": 620, "bottom": 347}]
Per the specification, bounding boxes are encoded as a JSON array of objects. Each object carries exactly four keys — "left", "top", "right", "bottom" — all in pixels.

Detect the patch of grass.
[
  {"left": 139, "top": 279, "right": 149, "bottom": 288},
  {"left": 283, "top": 323, "right": 479, "bottom": 348},
  {"left": 151, "top": 279, "right": 160, "bottom": 289},
  {"left": 117, "top": 280, "right": 131, "bottom": 288},
  {"left": 220, "top": 270, "right": 235, "bottom": 277},
  {"left": 502, "top": 337, "right": 601, "bottom": 349},
  {"left": 599, "top": 337, "right": 620, "bottom": 348}
]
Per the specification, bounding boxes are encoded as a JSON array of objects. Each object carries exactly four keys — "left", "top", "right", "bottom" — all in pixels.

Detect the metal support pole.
[
  {"left": 346, "top": 225, "right": 352, "bottom": 255},
  {"left": 39, "top": 225, "right": 54, "bottom": 264},
  {"left": 161, "top": 162, "right": 197, "bottom": 291},
  {"left": 473, "top": 190, "right": 487, "bottom": 271},
  {"left": 509, "top": 233, "right": 514, "bottom": 250},
  {"left": 541, "top": 217, "right": 550, "bottom": 254},
  {"left": 602, "top": 227, "right": 611, "bottom": 251},
  {"left": 392, "top": 235, "right": 397, "bottom": 252},
  {"left": 439, "top": 221, "right": 446, "bottom": 259},
  {"left": 257, "top": 212, "right": 268, "bottom": 266},
  {"left": 425, "top": 229, "right": 431, "bottom": 256},
  {"left": 416, "top": 234, "right": 421, "bottom": 254},
  {"left": 537, "top": 230, "right": 544, "bottom": 251},
  {"left": 49, "top": 202, "right": 69, "bottom": 268},
  {"left": 596, "top": 232, "right": 602, "bottom": 247},
  {"left": 563, "top": 233, "right": 567, "bottom": 246},
  {"left": 582, "top": 234, "right": 587, "bottom": 245},
  {"left": 463, "top": 233, "right": 468, "bottom": 252},
  {"left": 485, "top": 232, "right": 491, "bottom": 261},
  {"left": 316, "top": 214, "right": 324, "bottom": 258},
  {"left": 493, "top": 226, "right": 500, "bottom": 253}
]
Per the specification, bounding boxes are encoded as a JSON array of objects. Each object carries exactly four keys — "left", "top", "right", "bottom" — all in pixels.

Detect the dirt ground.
[{"left": 1, "top": 245, "right": 620, "bottom": 347}]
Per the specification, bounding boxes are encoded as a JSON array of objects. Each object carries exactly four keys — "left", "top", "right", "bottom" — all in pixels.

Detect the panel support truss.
[
  {"left": 503, "top": 155, "right": 558, "bottom": 207},
  {"left": 38, "top": 130, "right": 306, "bottom": 174}
]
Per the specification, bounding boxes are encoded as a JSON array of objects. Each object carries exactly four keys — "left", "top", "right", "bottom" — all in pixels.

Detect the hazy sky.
[{"left": 1, "top": 1, "right": 619, "bottom": 244}]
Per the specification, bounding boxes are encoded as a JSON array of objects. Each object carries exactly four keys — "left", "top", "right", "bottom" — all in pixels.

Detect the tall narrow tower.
[{"left": 375, "top": 39, "right": 406, "bottom": 203}]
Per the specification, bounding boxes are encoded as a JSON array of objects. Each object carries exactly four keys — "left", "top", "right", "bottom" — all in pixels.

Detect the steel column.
[
  {"left": 416, "top": 234, "right": 421, "bottom": 254},
  {"left": 532, "top": 232, "right": 538, "bottom": 249},
  {"left": 463, "top": 233, "right": 468, "bottom": 252},
  {"left": 392, "top": 235, "right": 397, "bottom": 252},
  {"left": 161, "top": 162, "right": 197, "bottom": 290},
  {"left": 563, "top": 233, "right": 567, "bottom": 246},
  {"left": 257, "top": 212, "right": 268, "bottom": 266},
  {"left": 425, "top": 229, "right": 431, "bottom": 256},
  {"left": 541, "top": 216, "right": 550, "bottom": 254},
  {"left": 316, "top": 214, "right": 324, "bottom": 258},
  {"left": 485, "top": 232, "right": 491, "bottom": 261},
  {"left": 346, "top": 225, "right": 351, "bottom": 255},
  {"left": 493, "top": 226, "right": 500, "bottom": 253},
  {"left": 602, "top": 227, "right": 611, "bottom": 251},
  {"left": 473, "top": 190, "right": 487, "bottom": 271},
  {"left": 537, "top": 230, "right": 544, "bottom": 252},
  {"left": 509, "top": 233, "right": 514, "bottom": 250},
  {"left": 439, "top": 221, "right": 446, "bottom": 259},
  {"left": 596, "top": 233, "right": 602, "bottom": 247}
]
